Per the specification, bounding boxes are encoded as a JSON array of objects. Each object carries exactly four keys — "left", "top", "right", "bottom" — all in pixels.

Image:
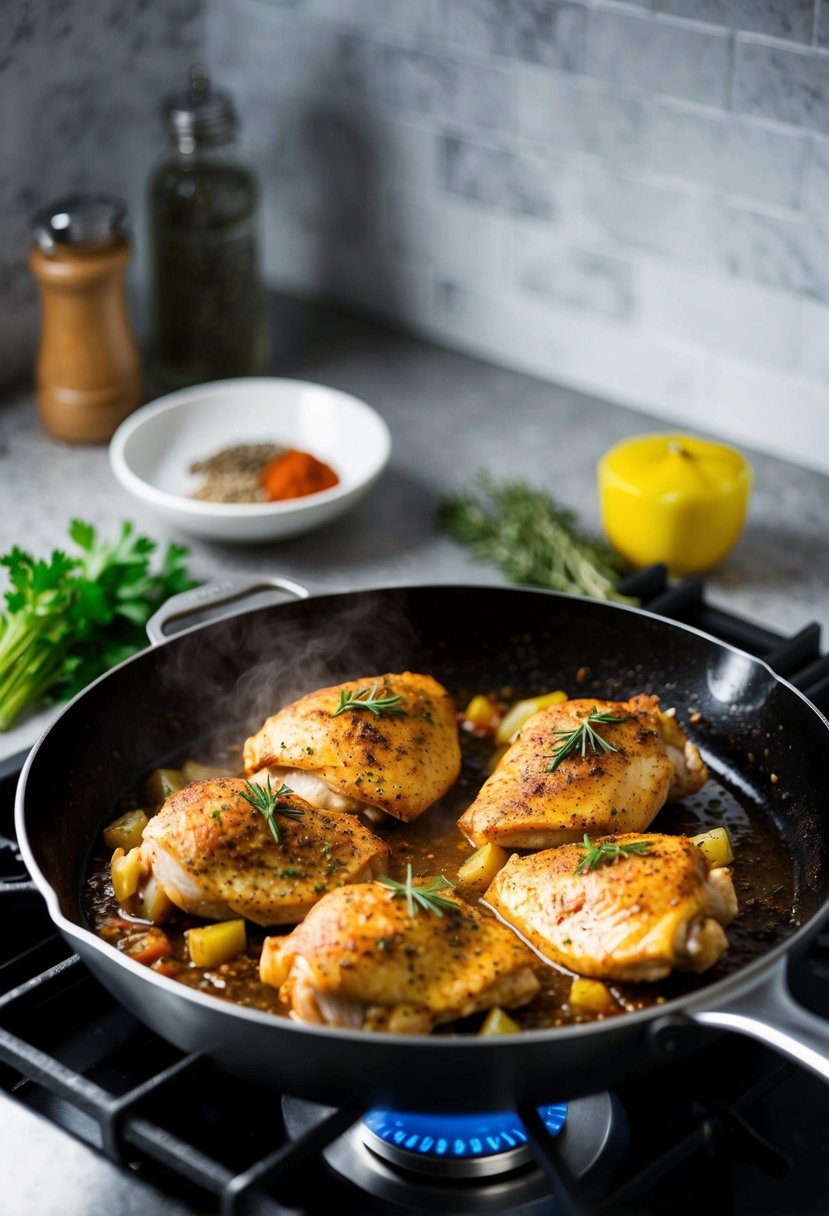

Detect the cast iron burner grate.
[{"left": 2, "top": 566, "right": 829, "bottom": 1216}]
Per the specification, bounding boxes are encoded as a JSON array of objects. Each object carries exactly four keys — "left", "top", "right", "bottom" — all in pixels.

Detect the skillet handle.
[
  {"left": 687, "top": 956, "right": 829, "bottom": 1083},
  {"left": 145, "top": 574, "right": 315, "bottom": 645}
]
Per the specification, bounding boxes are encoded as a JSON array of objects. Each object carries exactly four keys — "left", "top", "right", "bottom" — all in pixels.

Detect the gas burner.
[
  {"left": 361, "top": 1104, "right": 567, "bottom": 1178},
  {"left": 282, "top": 1092, "right": 627, "bottom": 1214}
]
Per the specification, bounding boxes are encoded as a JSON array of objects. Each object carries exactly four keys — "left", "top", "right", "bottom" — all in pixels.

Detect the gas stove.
[{"left": 2, "top": 567, "right": 829, "bottom": 1216}]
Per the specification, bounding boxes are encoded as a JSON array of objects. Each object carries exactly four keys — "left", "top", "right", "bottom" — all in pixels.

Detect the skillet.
[{"left": 15, "top": 579, "right": 829, "bottom": 1112}]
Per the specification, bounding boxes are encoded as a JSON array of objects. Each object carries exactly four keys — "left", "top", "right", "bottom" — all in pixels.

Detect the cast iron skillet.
[{"left": 15, "top": 579, "right": 829, "bottom": 1113}]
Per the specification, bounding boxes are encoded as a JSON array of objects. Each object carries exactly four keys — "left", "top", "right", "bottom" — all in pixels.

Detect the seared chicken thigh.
[
  {"left": 139, "top": 779, "right": 389, "bottom": 926},
  {"left": 485, "top": 833, "right": 737, "bottom": 982},
  {"left": 244, "top": 672, "right": 461, "bottom": 823},
  {"left": 458, "top": 695, "right": 707, "bottom": 849},
  {"left": 260, "top": 881, "right": 540, "bottom": 1033}
]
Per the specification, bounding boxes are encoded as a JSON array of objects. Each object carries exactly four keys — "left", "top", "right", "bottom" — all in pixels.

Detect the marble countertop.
[{"left": 1, "top": 296, "right": 827, "bottom": 761}]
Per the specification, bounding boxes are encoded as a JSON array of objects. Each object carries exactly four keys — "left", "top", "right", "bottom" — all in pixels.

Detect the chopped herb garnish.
[
  {"left": 332, "top": 680, "right": 403, "bottom": 718},
  {"left": 377, "top": 936, "right": 394, "bottom": 952},
  {"left": 574, "top": 835, "right": 653, "bottom": 876},
  {"left": 545, "top": 709, "right": 626, "bottom": 773},
  {"left": 240, "top": 776, "right": 302, "bottom": 844},
  {"left": 210, "top": 808, "right": 222, "bottom": 825},
  {"left": 321, "top": 842, "right": 333, "bottom": 855},
  {"left": 312, "top": 882, "right": 327, "bottom": 895},
  {"left": 763, "top": 883, "right": 785, "bottom": 899},
  {"left": 378, "top": 863, "right": 457, "bottom": 918},
  {"left": 706, "top": 799, "right": 726, "bottom": 819},
  {"left": 279, "top": 867, "right": 308, "bottom": 878}
]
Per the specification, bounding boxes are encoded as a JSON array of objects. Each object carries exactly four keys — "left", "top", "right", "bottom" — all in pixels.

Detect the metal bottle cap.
[
  {"left": 32, "top": 194, "right": 130, "bottom": 254},
  {"left": 163, "top": 64, "right": 236, "bottom": 150}
]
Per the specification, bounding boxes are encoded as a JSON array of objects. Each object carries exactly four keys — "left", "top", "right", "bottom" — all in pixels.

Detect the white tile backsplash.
[
  {"left": 516, "top": 65, "right": 645, "bottom": 164},
  {"left": 581, "top": 167, "right": 724, "bottom": 267},
  {"left": 640, "top": 260, "right": 799, "bottom": 370},
  {"left": 586, "top": 8, "right": 730, "bottom": 106},
  {"left": 4, "top": 0, "right": 829, "bottom": 473}
]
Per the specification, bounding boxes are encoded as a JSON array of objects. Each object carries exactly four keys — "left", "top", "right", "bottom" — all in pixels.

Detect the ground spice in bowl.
[
  {"left": 189, "top": 443, "right": 339, "bottom": 504},
  {"left": 262, "top": 449, "right": 339, "bottom": 500}
]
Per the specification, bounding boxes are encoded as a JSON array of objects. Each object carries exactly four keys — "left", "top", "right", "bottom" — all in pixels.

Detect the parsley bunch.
[{"left": 0, "top": 519, "right": 193, "bottom": 730}]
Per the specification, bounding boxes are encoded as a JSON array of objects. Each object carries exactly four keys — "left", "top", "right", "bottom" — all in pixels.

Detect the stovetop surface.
[{"left": 3, "top": 568, "right": 829, "bottom": 1216}]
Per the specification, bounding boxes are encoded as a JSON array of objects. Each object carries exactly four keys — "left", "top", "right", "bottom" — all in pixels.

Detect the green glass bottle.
[{"left": 149, "top": 65, "right": 268, "bottom": 388}]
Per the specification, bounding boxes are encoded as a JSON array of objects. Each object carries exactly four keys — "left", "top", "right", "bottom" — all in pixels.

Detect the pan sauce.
[{"left": 84, "top": 698, "right": 798, "bottom": 1031}]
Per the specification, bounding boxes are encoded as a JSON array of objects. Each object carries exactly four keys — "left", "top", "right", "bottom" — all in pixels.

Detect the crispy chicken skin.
[
  {"left": 260, "top": 882, "right": 541, "bottom": 1033},
  {"left": 458, "top": 695, "right": 708, "bottom": 849},
  {"left": 243, "top": 672, "right": 462, "bottom": 823},
  {"left": 139, "top": 779, "right": 389, "bottom": 926},
  {"left": 485, "top": 833, "right": 737, "bottom": 982}
]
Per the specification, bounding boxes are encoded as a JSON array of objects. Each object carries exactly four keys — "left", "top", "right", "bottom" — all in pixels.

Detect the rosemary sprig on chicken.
[
  {"left": 332, "top": 680, "right": 404, "bottom": 718},
  {"left": 240, "top": 776, "right": 302, "bottom": 844},
  {"left": 378, "top": 864, "right": 457, "bottom": 918},
  {"left": 545, "top": 708, "right": 626, "bottom": 772},
  {"left": 573, "top": 834, "right": 653, "bottom": 875}
]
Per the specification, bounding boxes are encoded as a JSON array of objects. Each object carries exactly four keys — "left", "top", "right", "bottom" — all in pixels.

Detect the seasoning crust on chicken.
[
  {"left": 244, "top": 672, "right": 462, "bottom": 823},
  {"left": 458, "top": 695, "right": 708, "bottom": 850},
  {"left": 485, "top": 833, "right": 737, "bottom": 982},
  {"left": 260, "top": 881, "right": 541, "bottom": 1033},
  {"left": 139, "top": 778, "right": 389, "bottom": 926}
]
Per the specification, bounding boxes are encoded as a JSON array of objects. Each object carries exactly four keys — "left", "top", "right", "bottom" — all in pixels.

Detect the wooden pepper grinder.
[{"left": 29, "top": 194, "right": 142, "bottom": 443}]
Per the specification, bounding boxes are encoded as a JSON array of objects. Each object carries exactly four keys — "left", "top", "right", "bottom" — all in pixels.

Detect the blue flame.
[{"left": 363, "top": 1104, "right": 567, "bottom": 1160}]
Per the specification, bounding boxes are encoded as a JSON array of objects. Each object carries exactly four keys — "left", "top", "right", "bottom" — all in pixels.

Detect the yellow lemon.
[{"left": 597, "top": 434, "right": 752, "bottom": 577}]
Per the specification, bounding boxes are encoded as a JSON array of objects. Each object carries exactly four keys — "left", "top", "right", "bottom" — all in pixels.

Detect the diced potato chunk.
[
  {"left": 689, "top": 827, "right": 734, "bottom": 869},
  {"left": 458, "top": 842, "right": 510, "bottom": 891},
  {"left": 181, "top": 759, "right": 232, "bottom": 783},
  {"left": 569, "top": 978, "right": 617, "bottom": 1016},
  {"left": 110, "top": 846, "right": 143, "bottom": 905},
  {"left": 479, "top": 1007, "right": 521, "bottom": 1035},
  {"left": 103, "top": 809, "right": 149, "bottom": 851},
  {"left": 145, "top": 767, "right": 185, "bottom": 804},
  {"left": 461, "top": 694, "right": 501, "bottom": 735},
  {"left": 186, "top": 919, "right": 247, "bottom": 968},
  {"left": 495, "top": 690, "right": 568, "bottom": 744},
  {"left": 137, "top": 873, "right": 175, "bottom": 923}
]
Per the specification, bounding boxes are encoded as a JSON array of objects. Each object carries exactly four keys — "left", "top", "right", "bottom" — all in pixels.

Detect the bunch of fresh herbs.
[
  {"left": 438, "top": 473, "right": 636, "bottom": 604},
  {"left": 0, "top": 519, "right": 193, "bottom": 730}
]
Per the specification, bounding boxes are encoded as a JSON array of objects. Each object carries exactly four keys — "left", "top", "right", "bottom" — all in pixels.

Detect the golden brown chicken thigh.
[
  {"left": 458, "top": 694, "right": 707, "bottom": 849},
  {"left": 139, "top": 778, "right": 389, "bottom": 926},
  {"left": 260, "top": 880, "right": 540, "bottom": 1033},
  {"left": 485, "top": 833, "right": 737, "bottom": 982},
  {"left": 244, "top": 672, "right": 462, "bottom": 823}
]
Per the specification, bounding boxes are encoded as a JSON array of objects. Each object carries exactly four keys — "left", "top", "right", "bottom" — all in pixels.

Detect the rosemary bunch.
[{"left": 437, "top": 474, "right": 636, "bottom": 605}]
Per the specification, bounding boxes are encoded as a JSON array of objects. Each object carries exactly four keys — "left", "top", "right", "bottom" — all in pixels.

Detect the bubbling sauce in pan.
[{"left": 84, "top": 701, "right": 798, "bottom": 1032}]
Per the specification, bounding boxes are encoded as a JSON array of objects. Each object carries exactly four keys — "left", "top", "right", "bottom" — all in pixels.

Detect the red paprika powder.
[{"left": 262, "top": 449, "right": 339, "bottom": 501}]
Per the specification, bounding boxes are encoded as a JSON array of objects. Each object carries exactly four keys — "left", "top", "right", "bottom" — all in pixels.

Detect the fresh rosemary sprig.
[
  {"left": 545, "top": 708, "right": 626, "bottom": 772},
  {"left": 240, "top": 776, "right": 302, "bottom": 844},
  {"left": 332, "top": 680, "right": 403, "bottom": 718},
  {"left": 574, "top": 835, "right": 653, "bottom": 876},
  {"left": 378, "top": 863, "right": 458, "bottom": 918},
  {"left": 437, "top": 473, "right": 637, "bottom": 605}
]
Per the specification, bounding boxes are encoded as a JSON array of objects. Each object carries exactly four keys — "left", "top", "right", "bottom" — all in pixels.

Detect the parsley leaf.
[{"left": 0, "top": 520, "right": 193, "bottom": 729}]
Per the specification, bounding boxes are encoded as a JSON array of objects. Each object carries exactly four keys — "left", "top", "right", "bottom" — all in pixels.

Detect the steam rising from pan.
[{"left": 159, "top": 590, "right": 422, "bottom": 754}]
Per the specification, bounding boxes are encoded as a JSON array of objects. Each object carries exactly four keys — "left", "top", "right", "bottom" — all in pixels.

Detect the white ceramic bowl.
[{"left": 109, "top": 378, "right": 391, "bottom": 543}]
